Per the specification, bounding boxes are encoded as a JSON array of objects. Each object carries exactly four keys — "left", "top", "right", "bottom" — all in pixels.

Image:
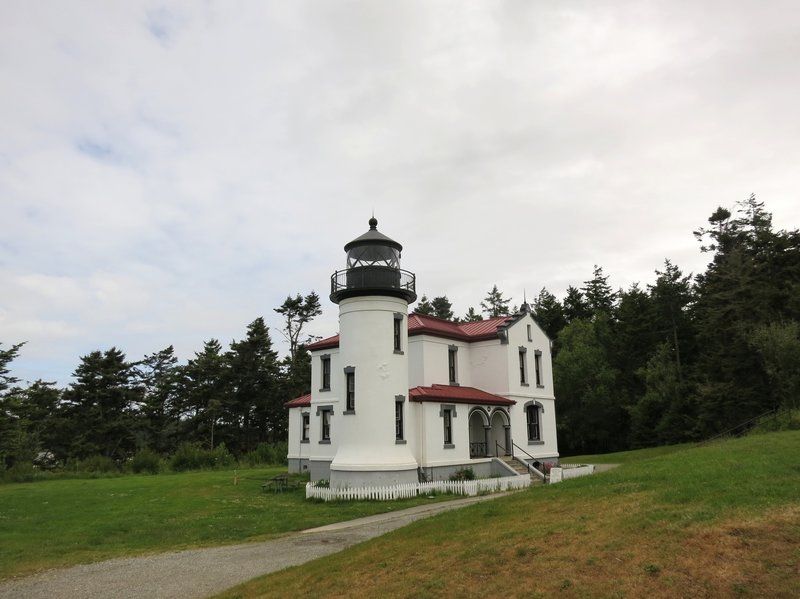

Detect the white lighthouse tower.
[{"left": 328, "top": 217, "right": 419, "bottom": 488}]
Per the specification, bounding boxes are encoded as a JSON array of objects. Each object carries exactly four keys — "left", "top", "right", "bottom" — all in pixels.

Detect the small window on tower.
[
  {"left": 393, "top": 313, "right": 403, "bottom": 354},
  {"left": 344, "top": 367, "right": 355, "bottom": 413}
]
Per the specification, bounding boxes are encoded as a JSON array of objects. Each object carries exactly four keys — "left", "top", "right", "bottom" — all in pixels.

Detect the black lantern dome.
[{"left": 330, "top": 217, "right": 417, "bottom": 304}]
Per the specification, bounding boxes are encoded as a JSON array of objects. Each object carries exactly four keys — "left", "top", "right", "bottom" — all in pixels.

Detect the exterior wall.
[
  {"left": 503, "top": 315, "right": 559, "bottom": 460},
  {"left": 329, "top": 296, "right": 418, "bottom": 487},
  {"left": 414, "top": 401, "right": 471, "bottom": 466},
  {"left": 286, "top": 407, "right": 311, "bottom": 473},
  {"left": 409, "top": 335, "right": 471, "bottom": 387},
  {"left": 468, "top": 340, "right": 510, "bottom": 394}
]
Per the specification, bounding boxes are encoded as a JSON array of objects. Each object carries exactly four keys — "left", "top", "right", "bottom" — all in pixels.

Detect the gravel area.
[{"left": 0, "top": 493, "right": 505, "bottom": 599}]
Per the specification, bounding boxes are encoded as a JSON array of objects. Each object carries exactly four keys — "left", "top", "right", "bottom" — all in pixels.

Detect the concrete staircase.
[{"left": 500, "top": 455, "right": 545, "bottom": 484}]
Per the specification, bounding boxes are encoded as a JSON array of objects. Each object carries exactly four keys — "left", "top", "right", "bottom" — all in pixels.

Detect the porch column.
[
  {"left": 504, "top": 426, "right": 511, "bottom": 456},
  {"left": 483, "top": 426, "right": 491, "bottom": 456}
]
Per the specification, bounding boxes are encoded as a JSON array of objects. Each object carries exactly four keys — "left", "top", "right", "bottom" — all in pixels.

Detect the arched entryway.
[
  {"left": 468, "top": 408, "right": 490, "bottom": 457},
  {"left": 489, "top": 409, "right": 511, "bottom": 456}
]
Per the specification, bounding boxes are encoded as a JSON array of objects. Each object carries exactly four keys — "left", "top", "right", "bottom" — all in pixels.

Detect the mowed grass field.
[
  {"left": 219, "top": 431, "right": 800, "bottom": 599},
  {"left": 0, "top": 468, "right": 455, "bottom": 580}
]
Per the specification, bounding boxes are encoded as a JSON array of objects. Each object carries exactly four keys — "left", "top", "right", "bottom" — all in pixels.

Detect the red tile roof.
[
  {"left": 307, "top": 313, "right": 513, "bottom": 350},
  {"left": 284, "top": 393, "right": 311, "bottom": 408},
  {"left": 409, "top": 384, "right": 515, "bottom": 406}
]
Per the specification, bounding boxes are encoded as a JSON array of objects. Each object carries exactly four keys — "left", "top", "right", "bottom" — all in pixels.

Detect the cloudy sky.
[{"left": 3, "top": 1, "right": 799, "bottom": 387}]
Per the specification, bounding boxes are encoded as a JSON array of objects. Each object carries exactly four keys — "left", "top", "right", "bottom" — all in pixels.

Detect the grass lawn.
[
  {"left": 0, "top": 468, "right": 455, "bottom": 580},
  {"left": 560, "top": 441, "right": 695, "bottom": 465},
  {"left": 218, "top": 431, "right": 800, "bottom": 599}
]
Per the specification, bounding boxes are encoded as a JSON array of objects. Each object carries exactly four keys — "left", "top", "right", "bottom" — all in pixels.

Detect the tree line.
[
  {"left": 419, "top": 196, "right": 800, "bottom": 455},
  {"left": 0, "top": 293, "right": 322, "bottom": 470},
  {"left": 2, "top": 196, "right": 799, "bottom": 467}
]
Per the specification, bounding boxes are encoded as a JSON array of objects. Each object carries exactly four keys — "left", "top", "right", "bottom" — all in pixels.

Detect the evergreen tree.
[
  {"left": 582, "top": 265, "right": 617, "bottom": 317},
  {"left": 274, "top": 292, "right": 322, "bottom": 361},
  {"left": 181, "top": 339, "right": 229, "bottom": 449},
  {"left": 463, "top": 307, "right": 483, "bottom": 322},
  {"left": 481, "top": 285, "right": 511, "bottom": 317},
  {"left": 532, "top": 288, "right": 566, "bottom": 340},
  {"left": 431, "top": 296, "right": 455, "bottom": 320},
  {"left": 61, "top": 348, "right": 141, "bottom": 461},
  {"left": 415, "top": 295, "right": 434, "bottom": 315},
  {"left": 133, "top": 346, "right": 181, "bottom": 454},
  {"left": 562, "top": 286, "right": 591, "bottom": 323},
  {"left": 553, "top": 316, "right": 625, "bottom": 454},
  {"left": 227, "top": 317, "right": 282, "bottom": 451}
]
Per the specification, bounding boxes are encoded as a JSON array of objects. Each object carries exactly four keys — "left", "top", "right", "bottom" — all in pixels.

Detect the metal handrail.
[{"left": 512, "top": 441, "right": 547, "bottom": 481}]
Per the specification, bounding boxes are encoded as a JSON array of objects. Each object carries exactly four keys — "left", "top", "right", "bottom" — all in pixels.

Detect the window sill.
[
  {"left": 521, "top": 382, "right": 530, "bottom": 387},
  {"left": 395, "top": 439, "right": 407, "bottom": 445},
  {"left": 537, "top": 384, "right": 545, "bottom": 389},
  {"left": 393, "top": 350, "right": 404, "bottom": 355},
  {"left": 343, "top": 410, "right": 355, "bottom": 415},
  {"left": 527, "top": 440, "right": 544, "bottom": 445},
  {"left": 319, "top": 440, "right": 331, "bottom": 445},
  {"left": 443, "top": 443, "right": 455, "bottom": 449},
  {"left": 300, "top": 439, "right": 309, "bottom": 444},
  {"left": 319, "top": 388, "right": 330, "bottom": 392},
  {"left": 448, "top": 381, "right": 459, "bottom": 386}
]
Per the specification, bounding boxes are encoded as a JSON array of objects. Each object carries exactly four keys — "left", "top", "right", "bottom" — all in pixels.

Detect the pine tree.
[{"left": 481, "top": 285, "right": 511, "bottom": 317}]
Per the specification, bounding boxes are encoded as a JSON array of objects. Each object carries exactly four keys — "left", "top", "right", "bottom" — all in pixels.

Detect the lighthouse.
[{"left": 328, "top": 216, "right": 419, "bottom": 488}]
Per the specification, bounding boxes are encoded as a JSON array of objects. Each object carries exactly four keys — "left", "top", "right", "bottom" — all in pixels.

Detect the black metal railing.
[
  {"left": 470, "top": 442, "right": 488, "bottom": 458},
  {"left": 330, "top": 266, "right": 416, "bottom": 303}
]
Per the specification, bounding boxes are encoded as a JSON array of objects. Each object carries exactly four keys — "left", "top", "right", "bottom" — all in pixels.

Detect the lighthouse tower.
[{"left": 328, "top": 217, "right": 419, "bottom": 488}]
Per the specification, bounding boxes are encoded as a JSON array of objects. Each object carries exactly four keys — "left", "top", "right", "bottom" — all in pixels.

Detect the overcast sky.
[{"left": 3, "top": 1, "right": 799, "bottom": 387}]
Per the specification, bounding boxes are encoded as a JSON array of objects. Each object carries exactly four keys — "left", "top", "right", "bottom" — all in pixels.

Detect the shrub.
[
  {"left": 244, "top": 441, "right": 288, "bottom": 466},
  {"left": 129, "top": 449, "right": 162, "bottom": 474},
  {"left": 449, "top": 467, "right": 476, "bottom": 481},
  {"left": 75, "top": 455, "right": 119, "bottom": 474},
  {"left": 170, "top": 442, "right": 235, "bottom": 472},
  {"left": 2, "top": 462, "right": 54, "bottom": 483}
]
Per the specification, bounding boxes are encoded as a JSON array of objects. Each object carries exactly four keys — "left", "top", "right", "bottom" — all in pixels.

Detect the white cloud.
[{"left": 1, "top": 0, "right": 799, "bottom": 385}]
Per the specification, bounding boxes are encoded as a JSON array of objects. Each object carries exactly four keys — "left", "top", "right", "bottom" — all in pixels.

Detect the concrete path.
[{"left": 0, "top": 493, "right": 506, "bottom": 599}]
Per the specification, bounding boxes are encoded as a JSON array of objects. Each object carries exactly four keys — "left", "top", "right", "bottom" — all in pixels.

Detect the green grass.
[
  {"left": 219, "top": 430, "right": 800, "bottom": 599},
  {"left": 560, "top": 441, "right": 695, "bottom": 464},
  {"left": 0, "top": 468, "right": 455, "bottom": 579}
]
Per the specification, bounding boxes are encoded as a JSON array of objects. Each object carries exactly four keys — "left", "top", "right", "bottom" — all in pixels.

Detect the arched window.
[{"left": 524, "top": 401, "right": 544, "bottom": 443}]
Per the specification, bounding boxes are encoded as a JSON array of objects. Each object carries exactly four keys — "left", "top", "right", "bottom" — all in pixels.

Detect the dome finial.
[{"left": 369, "top": 213, "right": 378, "bottom": 229}]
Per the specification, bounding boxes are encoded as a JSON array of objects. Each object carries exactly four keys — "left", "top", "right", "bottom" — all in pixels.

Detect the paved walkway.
[{"left": 0, "top": 493, "right": 506, "bottom": 599}]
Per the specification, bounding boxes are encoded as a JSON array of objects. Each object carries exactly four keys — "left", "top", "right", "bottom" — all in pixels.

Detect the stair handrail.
[{"left": 512, "top": 441, "right": 547, "bottom": 481}]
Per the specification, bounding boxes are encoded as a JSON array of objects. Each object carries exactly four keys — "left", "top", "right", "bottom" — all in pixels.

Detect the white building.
[{"left": 286, "top": 218, "right": 559, "bottom": 487}]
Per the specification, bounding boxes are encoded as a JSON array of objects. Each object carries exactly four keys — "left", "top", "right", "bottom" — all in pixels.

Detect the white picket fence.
[{"left": 305, "top": 474, "right": 531, "bottom": 502}]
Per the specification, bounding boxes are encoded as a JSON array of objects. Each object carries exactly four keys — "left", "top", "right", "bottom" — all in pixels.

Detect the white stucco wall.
[
  {"left": 329, "top": 296, "right": 418, "bottom": 478},
  {"left": 408, "top": 335, "right": 471, "bottom": 387}
]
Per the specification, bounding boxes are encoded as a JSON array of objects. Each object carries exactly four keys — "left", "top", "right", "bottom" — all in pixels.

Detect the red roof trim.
[
  {"left": 408, "top": 384, "right": 515, "bottom": 406},
  {"left": 307, "top": 313, "right": 515, "bottom": 351},
  {"left": 284, "top": 393, "right": 311, "bottom": 408},
  {"left": 308, "top": 335, "right": 340, "bottom": 351}
]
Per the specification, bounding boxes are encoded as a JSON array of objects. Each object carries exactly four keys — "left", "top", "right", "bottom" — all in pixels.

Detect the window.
[
  {"left": 440, "top": 404, "right": 456, "bottom": 448},
  {"left": 526, "top": 403, "right": 542, "bottom": 442},
  {"left": 443, "top": 409, "right": 453, "bottom": 445},
  {"left": 344, "top": 367, "right": 355, "bottom": 413},
  {"left": 527, "top": 324, "right": 532, "bottom": 342},
  {"left": 393, "top": 313, "right": 403, "bottom": 353},
  {"left": 317, "top": 406, "right": 333, "bottom": 443},
  {"left": 448, "top": 345, "right": 458, "bottom": 384},
  {"left": 534, "top": 350, "right": 543, "bottom": 387},
  {"left": 320, "top": 355, "right": 331, "bottom": 391},
  {"left": 519, "top": 347, "right": 528, "bottom": 385},
  {"left": 301, "top": 412, "right": 310, "bottom": 442},
  {"left": 395, "top": 395, "right": 405, "bottom": 443}
]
